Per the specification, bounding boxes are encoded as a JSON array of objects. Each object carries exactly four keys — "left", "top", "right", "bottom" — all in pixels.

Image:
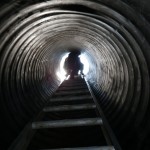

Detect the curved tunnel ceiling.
[{"left": 0, "top": 0, "right": 150, "bottom": 149}]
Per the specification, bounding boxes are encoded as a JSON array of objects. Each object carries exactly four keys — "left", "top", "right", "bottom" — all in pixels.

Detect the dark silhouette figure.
[{"left": 64, "top": 50, "right": 84, "bottom": 79}]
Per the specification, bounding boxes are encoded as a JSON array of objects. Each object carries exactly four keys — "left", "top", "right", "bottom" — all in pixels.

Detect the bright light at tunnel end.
[{"left": 56, "top": 52, "right": 89, "bottom": 81}]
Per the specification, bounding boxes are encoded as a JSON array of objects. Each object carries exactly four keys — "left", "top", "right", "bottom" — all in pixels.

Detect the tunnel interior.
[{"left": 0, "top": 0, "right": 150, "bottom": 150}]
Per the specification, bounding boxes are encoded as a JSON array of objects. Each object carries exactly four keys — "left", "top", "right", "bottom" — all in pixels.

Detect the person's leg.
[{"left": 70, "top": 70, "right": 75, "bottom": 79}]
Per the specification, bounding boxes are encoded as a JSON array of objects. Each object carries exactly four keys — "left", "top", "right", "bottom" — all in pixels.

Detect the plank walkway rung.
[
  {"left": 61, "top": 83, "right": 87, "bottom": 87},
  {"left": 32, "top": 118, "right": 103, "bottom": 129},
  {"left": 55, "top": 89, "right": 89, "bottom": 96},
  {"left": 50, "top": 95, "right": 92, "bottom": 102},
  {"left": 43, "top": 104, "right": 96, "bottom": 112},
  {"left": 40, "top": 146, "right": 115, "bottom": 150},
  {"left": 58, "top": 86, "right": 87, "bottom": 90}
]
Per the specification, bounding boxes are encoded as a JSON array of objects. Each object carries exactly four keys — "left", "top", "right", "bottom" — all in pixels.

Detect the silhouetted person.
[{"left": 64, "top": 50, "right": 84, "bottom": 79}]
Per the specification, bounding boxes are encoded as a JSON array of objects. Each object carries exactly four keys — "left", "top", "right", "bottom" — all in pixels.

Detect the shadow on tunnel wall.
[{"left": 0, "top": 0, "right": 150, "bottom": 150}]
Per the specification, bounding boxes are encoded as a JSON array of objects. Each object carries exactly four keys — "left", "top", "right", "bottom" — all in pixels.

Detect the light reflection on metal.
[{"left": 56, "top": 53, "right": 69, "bottom": 81}]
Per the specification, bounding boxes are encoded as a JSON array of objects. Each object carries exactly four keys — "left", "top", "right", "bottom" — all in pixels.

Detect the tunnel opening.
[
  {"left": 0, "top": 0, "right": 150, "bottom": 150},
  {"left": 56, "top": 50, "right": 90, "bottom": 81}
]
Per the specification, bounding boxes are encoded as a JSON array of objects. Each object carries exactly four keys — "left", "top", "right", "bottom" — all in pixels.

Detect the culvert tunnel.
[{"left": 0, "top": 0, "right": 150, "bottom": 150}]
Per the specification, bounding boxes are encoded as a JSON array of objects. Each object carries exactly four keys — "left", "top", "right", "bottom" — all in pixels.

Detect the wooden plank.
[
  {"left": 50, "top": 95, "right": 92, "bottom": 102},
  {"left": 55, "top": 89, "right": 89, "bottom": 95},
  {"left": 43, "top": 104, "right": 96, "bottom": 112},
  {"left": 40, "top": 146, "right": 115, "bottom": 150},
  {"left": 32, "top": 118, "right": 103, "bottom": 129}
]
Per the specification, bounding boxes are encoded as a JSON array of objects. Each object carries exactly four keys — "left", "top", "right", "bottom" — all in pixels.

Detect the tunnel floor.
[{"left": 26, "top": 77, "right": 116, "bottom": 150}]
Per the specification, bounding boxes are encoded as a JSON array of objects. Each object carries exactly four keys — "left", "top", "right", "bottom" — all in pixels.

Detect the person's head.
[{"left": 69, "top": 49, "right": 81, "bottom": 56}]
